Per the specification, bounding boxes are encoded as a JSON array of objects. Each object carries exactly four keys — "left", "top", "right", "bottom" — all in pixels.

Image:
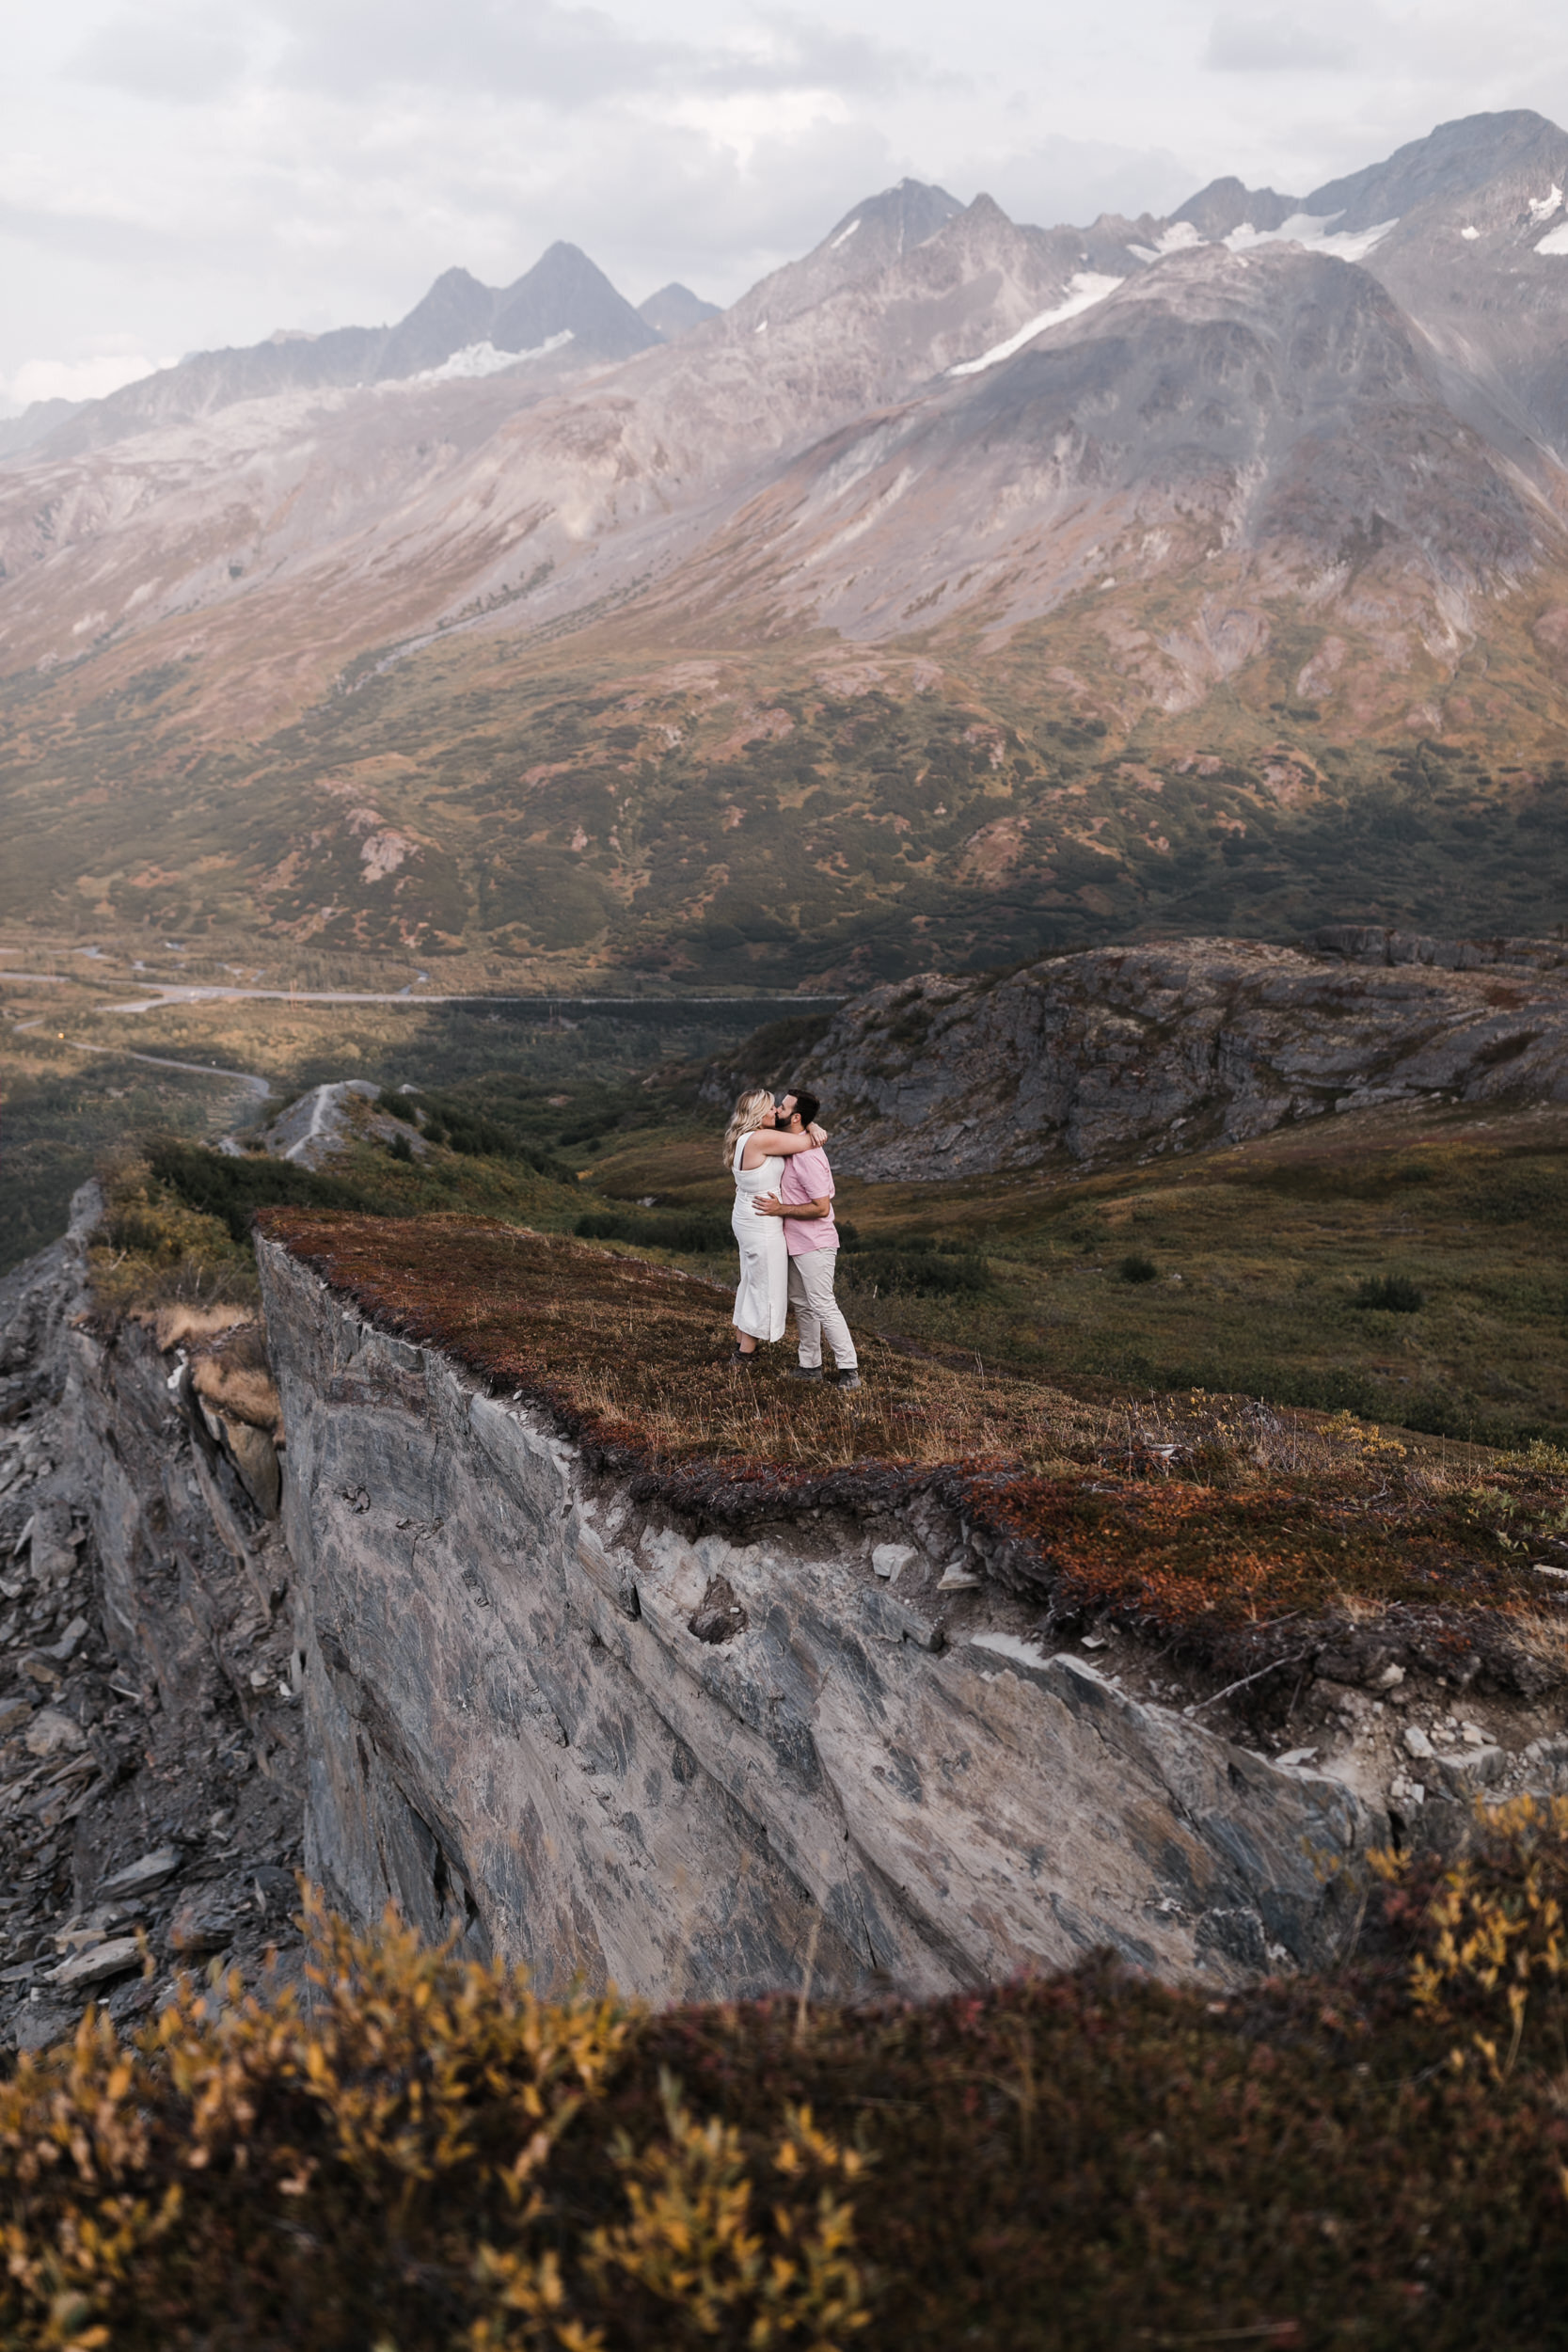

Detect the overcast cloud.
[{"left": 6, "top": 0, "right": 1568, "bottom": 411}]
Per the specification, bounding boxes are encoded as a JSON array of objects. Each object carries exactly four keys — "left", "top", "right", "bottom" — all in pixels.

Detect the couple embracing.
[{"left": 723, "top": 1088, "right": 859, "bottom": 1389}]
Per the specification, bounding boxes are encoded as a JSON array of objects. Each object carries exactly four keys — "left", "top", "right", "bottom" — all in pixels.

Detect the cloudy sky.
[{"left": 6, "top": 0, "right": 1568, "bottom": 411}]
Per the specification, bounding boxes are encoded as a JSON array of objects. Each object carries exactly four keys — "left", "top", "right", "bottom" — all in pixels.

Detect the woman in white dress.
[{"left": 723, "top": 1089, "right": 828, "bottom": 1362}]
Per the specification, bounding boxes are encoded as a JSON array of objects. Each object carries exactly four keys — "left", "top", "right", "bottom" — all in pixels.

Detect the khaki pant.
[{"left": 786, "top": 1248, "right": 857, "bottom": 1370}]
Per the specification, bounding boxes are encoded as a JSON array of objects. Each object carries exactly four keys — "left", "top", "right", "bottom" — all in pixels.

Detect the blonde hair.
[{"left": 722, "top": 1089, "right": 774, "bottom": 1169}]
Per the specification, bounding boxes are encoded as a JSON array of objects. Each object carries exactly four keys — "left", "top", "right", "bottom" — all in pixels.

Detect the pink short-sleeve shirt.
[{"left": 779, "top": 1144, "right": 837, "bottom": 1256}]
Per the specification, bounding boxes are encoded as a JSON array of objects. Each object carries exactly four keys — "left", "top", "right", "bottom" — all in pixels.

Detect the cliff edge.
[{"left": 257, "top": 1218, "right": 1380, "bottom": 1998}]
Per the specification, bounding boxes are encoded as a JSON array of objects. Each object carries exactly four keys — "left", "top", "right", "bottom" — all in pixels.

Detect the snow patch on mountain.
[
  {"left": 947, "top": 275, "right": 1124, "bottom": 376},
  {"left": 415, "top": 333, "right": 574, "bottom": 383},
  {"left": 1528, "top": 184, "right": 1564, "bottom": 224},
  {"left": 1536, "top": 220, "right": 1568, "bottom": 254},
  {"left": 1225, "top": 212, "right": 1398, "bottom": 262},
  {"left": 1130, "top": 223, "right": 1208, "bottom": 263}
]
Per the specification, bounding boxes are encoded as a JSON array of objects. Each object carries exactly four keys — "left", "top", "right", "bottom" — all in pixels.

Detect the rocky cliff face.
[
  {"left": 0, "top": 1193, "right": 303, "bottom": 2052},
  {"left": 769, "top": 932, "right": 1568, "bottom": 1181},
  {"left": 257, "top": 1232, "right": 1376, "bottom": 1998}
]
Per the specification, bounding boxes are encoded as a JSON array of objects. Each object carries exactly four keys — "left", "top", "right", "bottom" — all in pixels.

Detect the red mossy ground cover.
[
  {"left": 258, "top": 1211, "right": 1568, "bottom": 1689},
  {"left": 255, "top": 1207, "right": 1097, "bottom": 1486},
  {"left": 964, "top": 1469, "right": 1568, "bottom": 1695},
  {"left": 976, "top": 1470, "right": 1553, "bottom": 1629}
]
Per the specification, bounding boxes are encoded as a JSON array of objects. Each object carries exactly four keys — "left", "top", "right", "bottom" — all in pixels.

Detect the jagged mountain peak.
[
  {"left": 636, "top": 282, "right": 720, "bottom": 340},
  {"left": 724, "top": 177, "right": 963, "bottom": 334},
  {"left": 0, "top": 395, "right": 83, "bottom": 461},
  {"left": 817, "top": 178, "right": 965, "bottom": 261},
  {"left": 377, "top": 266, "right": 498, "bottom": 376},
  {"left": 1171, "top": 177, "right": 1300, "bottom": 240},
  {"left": 422, "top": 264, "right": 490, "bottom": 296},
  {"left": 491, "top": 241, "right": 657, "bottom": 359},
  {"left": 24, "top": 237, "right": 657, "bottom": 456},
  {"left": 945, "top": 190, "right": 1015, "bottom": 235},
  {"left": 730, "top": 181, "right": 1078, "bottom": 355},
  {"left": 1304, "top": 108, "right": 1568, "bottom": 231}
]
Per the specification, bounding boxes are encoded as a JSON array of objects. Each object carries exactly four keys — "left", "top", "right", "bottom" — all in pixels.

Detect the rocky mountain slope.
[
  {"left": 752, "top": 928, "right": 1568, "bottom": 1179},
  {"left": 6, "top": 113, "right": 1568, "bottom": 976},
  {"left": 0, "top": 180, "right": 1151, "bottom": 696},
  {"left": 674, "top": 235, "right": 1551, "bottom": 660}
]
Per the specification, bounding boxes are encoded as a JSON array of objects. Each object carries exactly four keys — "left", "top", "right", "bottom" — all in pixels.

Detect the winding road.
[{"left": 1, "top": 976, "right": 841, "bottom": 1015}]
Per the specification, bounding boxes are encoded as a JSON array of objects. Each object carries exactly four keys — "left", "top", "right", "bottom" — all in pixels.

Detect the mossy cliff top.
[{"left": 261, "top": 1211, "right": 1568, "bottom": 1701}]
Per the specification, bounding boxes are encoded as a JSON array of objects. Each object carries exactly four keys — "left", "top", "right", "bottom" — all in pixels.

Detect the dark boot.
[{"left": 787, "top": 1364, "right": 823, "bottom": 1382}]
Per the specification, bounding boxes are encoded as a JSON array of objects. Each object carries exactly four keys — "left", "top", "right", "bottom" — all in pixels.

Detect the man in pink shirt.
[{"left": 755, "top": 1089, "right": 860, "bottom": 1388}]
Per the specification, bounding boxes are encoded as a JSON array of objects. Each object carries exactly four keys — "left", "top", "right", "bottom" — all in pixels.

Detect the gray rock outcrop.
[
  {"left": 4, "top": 1176, "right": 1565, "bottom": 2036},
  {"left": 770, "top": 933, "right": 1568, "bottom": 1180}
]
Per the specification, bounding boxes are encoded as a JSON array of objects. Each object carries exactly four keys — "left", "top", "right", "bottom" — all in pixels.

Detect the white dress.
[{"left": 731, "top": 1133, "right": 788, "bottom": 1342}]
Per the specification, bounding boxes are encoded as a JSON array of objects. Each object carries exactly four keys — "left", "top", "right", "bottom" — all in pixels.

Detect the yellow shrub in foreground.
[
  {"left": 1376, "top": 1792, "right": 1568, "bottom": 2087},
  {"left": 0, "top": 1894, "right": 867, "bottom": 2352}
]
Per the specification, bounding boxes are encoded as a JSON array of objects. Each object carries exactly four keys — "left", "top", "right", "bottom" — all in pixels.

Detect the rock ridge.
[{"left": 753, "top": 933, "right": 1568, "bottom": 1180}]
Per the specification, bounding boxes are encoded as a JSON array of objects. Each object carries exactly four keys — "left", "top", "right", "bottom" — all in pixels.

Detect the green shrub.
[
  {"left": 835, "top": 1231, "right": 991, "bottom": 1298},
  {"left": 90, "top": 1149, "right": 261, "bottom": 1315},
  {"left": 1461, "top": 1168, "right": 1568, "bottom": 1226},
  {"left": 838, "top": 1245, "right": 990, "bottom": 1298},
  {"left": 416, "top": 1091, "right": 578, "bottom": 1182},
  {"left": 1118, "top": 1253, "right": 1158, "bottom": 1285},
  {"left": 1354, "top": 1274, "right": 1426, "bottom": 1313},
  {"left": 147, "top": 1136, "right": 390, "bottom": 1243}
]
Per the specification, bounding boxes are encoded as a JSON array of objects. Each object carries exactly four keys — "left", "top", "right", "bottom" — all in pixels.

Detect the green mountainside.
[{"left": 4, "top": 596, "right": 1566, "bottom": 989}]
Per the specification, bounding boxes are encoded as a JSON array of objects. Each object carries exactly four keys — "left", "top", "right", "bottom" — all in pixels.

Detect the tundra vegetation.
[
  {"left": 5, "top": 624, "right": 1568, "bottom": 984},
  {"left": 6, "top": 1812, "right": 1568, "bottom": 2348},
  {"left": 7, "top": 1026, "right": 1568, "bottom": 2346}
]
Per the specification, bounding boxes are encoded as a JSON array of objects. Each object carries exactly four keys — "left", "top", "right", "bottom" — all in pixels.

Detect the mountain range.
[
  {"left": 1, "top": 244, "right": 705, "bottom": 461},
  {"left": 4, "top": 111, "right": 1568, "bottom": 981}
]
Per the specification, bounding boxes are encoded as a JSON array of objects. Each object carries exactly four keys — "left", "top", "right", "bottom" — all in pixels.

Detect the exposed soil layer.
[{"left": 261, "top": 1210, "right": 1568, "bottom": 1701}]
